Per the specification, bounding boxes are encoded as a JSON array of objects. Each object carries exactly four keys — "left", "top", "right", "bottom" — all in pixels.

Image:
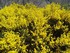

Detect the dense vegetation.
[{"left": 0, "top": 3, "right": 70, "bottom": 53}]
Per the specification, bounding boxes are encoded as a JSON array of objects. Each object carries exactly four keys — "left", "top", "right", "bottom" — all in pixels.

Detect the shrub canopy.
[{"left": 0, "top": 3, "right": 70, "bottom": 53}]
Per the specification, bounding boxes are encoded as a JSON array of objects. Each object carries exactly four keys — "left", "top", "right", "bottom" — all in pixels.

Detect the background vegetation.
[{"left": 0, "top": 0, "right": 70, "bottom": 8}]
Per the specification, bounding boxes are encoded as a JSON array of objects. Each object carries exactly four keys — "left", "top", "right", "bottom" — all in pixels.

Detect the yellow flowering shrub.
[
  {"left": 0, "top": 31, "right": 27, "bottom": 53},
  {"left": 0, "top": 3, "right": 70, "bottom": 53}
]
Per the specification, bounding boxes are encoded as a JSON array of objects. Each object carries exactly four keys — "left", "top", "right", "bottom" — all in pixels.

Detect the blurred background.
[{"left": 0, "top": 0, "right": 70, "bottom": 8}]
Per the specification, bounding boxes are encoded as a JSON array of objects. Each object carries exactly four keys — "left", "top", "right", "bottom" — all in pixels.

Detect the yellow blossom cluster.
[
  {"left": 0, "top": 31, "right": 27, "bottom": 53},
  {"left": 0, "top": 3, "right": 70, "bottom": 53}
]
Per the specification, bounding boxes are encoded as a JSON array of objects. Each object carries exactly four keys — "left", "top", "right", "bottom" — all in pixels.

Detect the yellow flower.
[{"left": 8, "top": 50, "right": 18, "bottom": 53}]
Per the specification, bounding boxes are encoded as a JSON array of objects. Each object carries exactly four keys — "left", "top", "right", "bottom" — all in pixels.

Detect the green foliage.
[{"left": 62, "top": 4, "right": 70, "bottom": 10}]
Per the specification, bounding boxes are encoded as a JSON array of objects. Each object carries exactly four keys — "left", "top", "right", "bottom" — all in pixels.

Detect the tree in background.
[
  {"left": 0, "top": 0, "right": 70, "bottom": 8},
  {"left": 0, "top": 0, "right": 50, "bottom": 8}
]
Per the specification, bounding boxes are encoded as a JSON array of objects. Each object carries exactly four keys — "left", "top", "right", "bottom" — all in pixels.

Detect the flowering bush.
[{"left": 0, "top": 3, "right": 70, "bottom": 53}]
